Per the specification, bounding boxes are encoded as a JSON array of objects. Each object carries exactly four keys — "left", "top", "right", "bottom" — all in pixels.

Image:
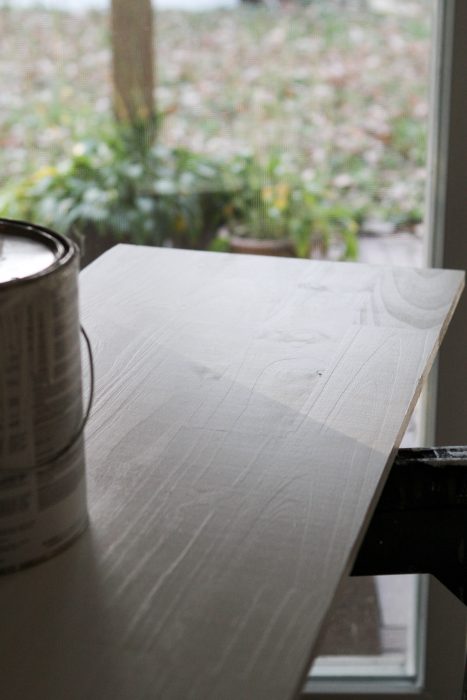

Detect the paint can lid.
[{"left": 0, "top": 219, "right": 70, "bottom": 285}]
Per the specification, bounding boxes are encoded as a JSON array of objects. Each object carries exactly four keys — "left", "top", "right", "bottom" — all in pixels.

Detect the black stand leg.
[
  {"left": 353, "top": 447, "right": 467, "bottom": 699},
  {"left": 352, "top": 446, "right": 467, "bottom": 603}
]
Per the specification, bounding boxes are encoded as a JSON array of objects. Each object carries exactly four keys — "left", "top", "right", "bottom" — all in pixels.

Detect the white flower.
[{"left": 72, "top": 143, "right": 86, "bottom": 157}]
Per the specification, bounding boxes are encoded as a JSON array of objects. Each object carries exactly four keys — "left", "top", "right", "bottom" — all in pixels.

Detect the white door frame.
[{"left": 426, "top": 0, "right": 467, "bottom": 446}]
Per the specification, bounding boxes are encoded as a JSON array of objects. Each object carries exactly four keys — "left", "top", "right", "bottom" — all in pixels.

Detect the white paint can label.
[{"left": 0, "top": 220, "right": 88, "bottom": 572}]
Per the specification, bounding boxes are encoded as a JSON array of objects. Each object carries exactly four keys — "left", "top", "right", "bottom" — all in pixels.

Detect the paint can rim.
[{"left": 0, "top": 217, "right": 77, "bottom": 289}]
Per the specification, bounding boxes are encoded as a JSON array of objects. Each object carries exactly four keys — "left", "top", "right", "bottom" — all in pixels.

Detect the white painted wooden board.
[{"left": 0, "top": 246, "right": 463, "bottom": 700}]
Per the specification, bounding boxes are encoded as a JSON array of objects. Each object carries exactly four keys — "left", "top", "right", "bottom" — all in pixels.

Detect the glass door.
[{"left": 306, "top": 0, "right": 467, "bottom": 695}]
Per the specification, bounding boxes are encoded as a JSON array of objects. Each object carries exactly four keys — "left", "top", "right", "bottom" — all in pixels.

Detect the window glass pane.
[
  {"left": 1, "top": 0, "right": 433, "bottom": 686},
  {"left": 306, "top": 0, "right": 432, "bottom": 680},
  {"left": 156, "top": 0, "right": 432, "bottom": 261},
  {"left": 310, "top": 575, "right": 419, "bottom": 680}
]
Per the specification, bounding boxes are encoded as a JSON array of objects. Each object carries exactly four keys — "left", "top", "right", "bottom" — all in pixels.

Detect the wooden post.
[{"left": 110, "top": 0, "right": 155, "bottom": 127}]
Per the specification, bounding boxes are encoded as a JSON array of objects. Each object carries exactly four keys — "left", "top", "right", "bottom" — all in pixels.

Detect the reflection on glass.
[{"left": 310, "top": 574, "right": 419, "bottom": 679}]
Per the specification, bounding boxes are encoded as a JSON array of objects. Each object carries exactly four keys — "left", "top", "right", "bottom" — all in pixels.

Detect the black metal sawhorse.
[
  {"left": 352, "top": 446, "right": 467, "bottom": 698},
  {"left": 352, "top": 446, "right": 467, "bottom": 603}
]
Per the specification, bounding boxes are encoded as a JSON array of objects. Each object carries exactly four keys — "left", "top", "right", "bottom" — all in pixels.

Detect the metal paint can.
[{"left": 0, "top": 218, "right": 88, "bottom": 572}]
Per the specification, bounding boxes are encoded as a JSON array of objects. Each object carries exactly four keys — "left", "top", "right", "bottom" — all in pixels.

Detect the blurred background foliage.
[{"left": 0, "top": 0, "right": 431, "bottom": 259}]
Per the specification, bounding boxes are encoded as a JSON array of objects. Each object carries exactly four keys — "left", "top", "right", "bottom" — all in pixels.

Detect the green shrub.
[
  {"left": 0, "top": 123, "right": 227, "bottom": 249},
  {"left": 0, "top": 124, "right": 358, "bottom": 261},
  {"left": 216, "top": 152, "right": 359, "bottom": 259}
]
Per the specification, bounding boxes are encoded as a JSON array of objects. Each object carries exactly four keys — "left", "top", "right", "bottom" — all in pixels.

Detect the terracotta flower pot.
[{"left": 229, "top": 235, "right": 296, "bottom": 258}]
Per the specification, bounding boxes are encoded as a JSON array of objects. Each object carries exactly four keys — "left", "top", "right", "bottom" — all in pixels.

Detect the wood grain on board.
[{"left": 0, "top": 246, "right": 463, "bottom": 700}]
